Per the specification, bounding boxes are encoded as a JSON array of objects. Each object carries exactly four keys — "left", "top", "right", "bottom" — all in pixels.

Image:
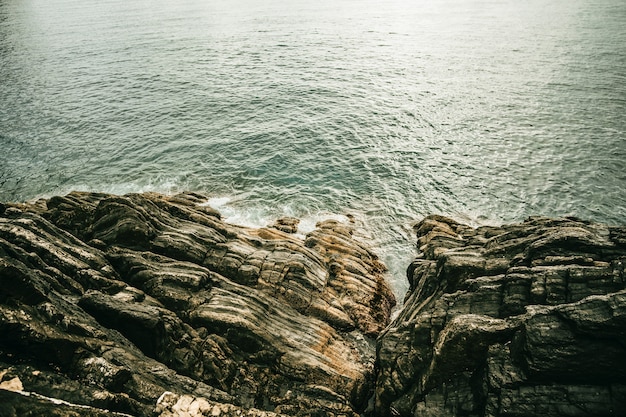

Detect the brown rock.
[
  {"left": 0, "top": 191, "right": 394, "bottom": 416},
  {"left": 269, "top": 217, "right": 300, "bottom": 234}
]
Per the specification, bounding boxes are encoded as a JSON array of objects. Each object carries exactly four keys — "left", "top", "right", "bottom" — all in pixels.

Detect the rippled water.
[{"left": 1, "top": 0, "right": 625, "bottom": 299}]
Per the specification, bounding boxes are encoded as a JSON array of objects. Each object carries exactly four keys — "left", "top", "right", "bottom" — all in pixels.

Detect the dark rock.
[
  {"left": 374, "top": 215, "right": 626, "bottom": 417},
  {"left": 3, "top": 193, "right": 625, "bottom": 417},
  {"left": 0, "top": 389, "right": 136, "bottom": 417},
  {"left": 0, "top": 191, "right": 395, "bottom": 416}
]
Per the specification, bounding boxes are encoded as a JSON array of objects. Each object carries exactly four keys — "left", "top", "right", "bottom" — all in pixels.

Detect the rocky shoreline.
[{"left": 1, "top": 192, "right": 625, "bottom": 416}]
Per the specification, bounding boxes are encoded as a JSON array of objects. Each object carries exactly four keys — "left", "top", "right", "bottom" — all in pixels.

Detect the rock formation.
[
  {"left": 374, "top": 215, "right": 626, "bottom": 416},
  {"left": 2, "top": 192, "right": 626, "bottom": 417},
  {"left": 0, "top": 191, "right": 395, "bottom": 416}
]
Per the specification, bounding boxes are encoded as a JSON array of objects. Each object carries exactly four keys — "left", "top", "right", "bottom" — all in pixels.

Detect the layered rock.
[
  {"left": 0, "top": 191, "right": 395, "bottom": 416},
  {"left": 374, "top": 215, "right": 626, "bottom": 416},
  {"left": 3, "top": 191, "right": 626, "bottom": 417}
]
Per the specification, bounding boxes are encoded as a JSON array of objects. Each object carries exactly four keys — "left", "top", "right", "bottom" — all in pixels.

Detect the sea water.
[{"left": 1, "top": 0, "right": 625, "bottom": 300}]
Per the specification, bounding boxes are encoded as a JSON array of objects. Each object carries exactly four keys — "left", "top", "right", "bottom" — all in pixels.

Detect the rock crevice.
[
  {"left": 1, "top": 195, "right": 626, "bottom": 416},
  {"left": 374, "top": 215, "right": 626, "bottom": 417}
]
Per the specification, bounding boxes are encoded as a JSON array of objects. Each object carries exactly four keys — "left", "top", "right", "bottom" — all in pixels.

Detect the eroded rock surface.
[
  {"left": 3, "top": 193, "right": 626, "bottom": 417},
  {"left": 0, "top": 191, "right": 395, "bottom": 416},
  {"left": 374, "top": 215, "right": 626, "bottom": 417}
]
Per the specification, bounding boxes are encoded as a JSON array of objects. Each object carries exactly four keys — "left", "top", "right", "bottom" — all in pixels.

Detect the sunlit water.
[{"left": 1, "top": 0, "right": 625, "bottom": 301}]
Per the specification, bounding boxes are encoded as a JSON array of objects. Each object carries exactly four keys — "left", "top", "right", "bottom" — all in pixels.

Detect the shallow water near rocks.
[{"left": 1, "top": 0, "right": 625, "bottom": 300}]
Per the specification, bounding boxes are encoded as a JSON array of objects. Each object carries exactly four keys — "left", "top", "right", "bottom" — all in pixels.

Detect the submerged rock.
[
  {"left": 374, "top": 215, "right": 626, "bottom": 417},
  {"left": 0, "top": 191, "right": 395, "bottom": 416}
]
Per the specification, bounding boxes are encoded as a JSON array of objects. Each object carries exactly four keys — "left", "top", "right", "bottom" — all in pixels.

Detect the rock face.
[
  {"left": 2, "top": 192, "right": 626, "bottom": 417},
  {"left": 0, "top": 191, "right": 395, "bottom": 417},
  {"left": 374, "top": 215, "right": 626, "bottom": 417}
]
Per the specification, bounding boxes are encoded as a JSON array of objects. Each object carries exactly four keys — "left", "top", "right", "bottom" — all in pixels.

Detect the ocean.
[{"left": 1, "top": 0, "right": 625, "bottom": 300}]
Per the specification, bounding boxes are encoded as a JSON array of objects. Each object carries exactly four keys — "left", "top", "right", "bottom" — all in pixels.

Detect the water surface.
[{"left": 1, "top": 0, "right": 625, "bottom": 299}]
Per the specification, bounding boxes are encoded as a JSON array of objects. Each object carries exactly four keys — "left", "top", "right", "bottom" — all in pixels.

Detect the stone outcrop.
[
  {"left": 0, "top": 191, "right": 395, "bottom": 416},
  {"left": 2, "top": 191, "right": 626, "bottom": 417},
  {"left": 374, "top": 215, "right": 626, "bottom": 417}
]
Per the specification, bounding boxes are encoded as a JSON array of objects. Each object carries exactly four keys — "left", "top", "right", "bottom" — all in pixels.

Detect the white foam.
[
  {"left": 201, "top": 197, "right": 272, "bottom": 229},
  {"left": 297, "top": 217, "right": 319, "bottom": 235},
  {"left": 35, "top": 180, "right": 183, "bottom": 202},
  {"left": 202, "top": 196, "right": 231, "bottom": 208},
  {"left": 297, "top": 213, "right": 352, "bottom": 235}
]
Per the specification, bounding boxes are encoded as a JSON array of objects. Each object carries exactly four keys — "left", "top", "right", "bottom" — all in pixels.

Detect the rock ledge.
[{"left": 0, "top": 191, "right": 395, "bottom": 417}]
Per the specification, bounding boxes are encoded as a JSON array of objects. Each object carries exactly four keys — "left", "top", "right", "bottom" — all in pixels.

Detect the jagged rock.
[
  {"left": 0, "top": 370, "right": 23, "bottom": 392},
  {"left": 269, "top": 217, "right": 300, "bottom": 234},
  {"left": 0, "top": 191, "right": 395, "bottom": 416},
  {"left": 4, "top": 191, "right": 625, "bottom": 417},
  {"left": 374, "top": 215, "right": 626, "bottom": 417},
  {"left": 154, "top": 391, "right": 283, "bottom": 417},
  {"left": 0, "top": 390, "right": 137, "bottom": 417}
]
